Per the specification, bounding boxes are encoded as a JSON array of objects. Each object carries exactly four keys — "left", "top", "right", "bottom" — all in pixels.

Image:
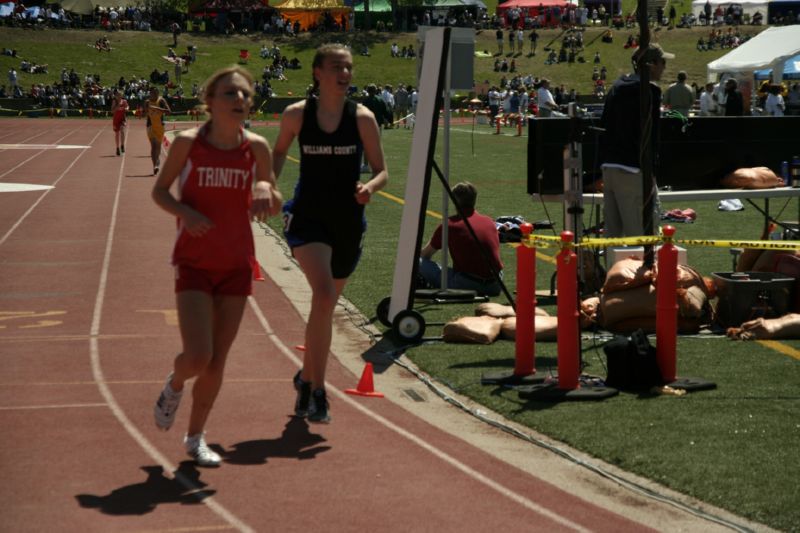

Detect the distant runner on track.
[
  {"left": 151, "top": 66, "right": 283, "bottom": 467},
  {"left": 145, "top": 86, "right": 171, "bottom": 175},
  {"left": 110, "top": 89, "right": 128, "bottom": 156}
]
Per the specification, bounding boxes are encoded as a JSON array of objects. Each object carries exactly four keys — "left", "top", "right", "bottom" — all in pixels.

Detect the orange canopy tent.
[{"left": 276, "top": 0, "right": 350, "bottom": 30}]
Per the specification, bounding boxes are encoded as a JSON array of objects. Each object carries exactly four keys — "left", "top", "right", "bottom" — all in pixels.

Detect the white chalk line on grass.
[
  {"left": 246, "top": 298, "right": 590, "bottom": 532},
  {"left": 85, "top": 139, "right": 255, "bottom": 533}
]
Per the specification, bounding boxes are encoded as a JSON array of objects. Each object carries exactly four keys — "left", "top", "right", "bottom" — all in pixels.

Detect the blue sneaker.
[
  {"left": 308, "top": 388, "right": 331, "bottom": 424},
  {"left": 293, "top": 370, "right": 311, "bottom": 418}
]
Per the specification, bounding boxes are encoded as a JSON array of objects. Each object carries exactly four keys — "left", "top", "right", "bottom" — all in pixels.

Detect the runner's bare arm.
[
  {"left": 248, "top": 132, "right": 283, "bottom": 221},
  {"left": 271, "top": 101, "right": 303, "bottom": 180}
]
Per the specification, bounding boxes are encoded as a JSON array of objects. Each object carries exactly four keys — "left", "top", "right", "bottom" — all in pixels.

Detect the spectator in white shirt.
[
  {"left": 536, "top": 79, "right": 558, "bottom": 117},
  {"left": 699, "top": 82, "right": 718, "bottom": 116},
  {"left": 764, "top": 84, "right": 785, "bottom": 116}
]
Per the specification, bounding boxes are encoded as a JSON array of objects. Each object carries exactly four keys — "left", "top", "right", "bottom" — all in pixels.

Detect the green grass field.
[{"left": 4, "top": 22, "right": 799, "bottom": 531}]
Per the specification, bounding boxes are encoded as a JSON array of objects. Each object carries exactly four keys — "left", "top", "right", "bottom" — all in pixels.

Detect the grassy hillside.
[{"left": 0, "top": 23, "right": 763, "bottom": 101}]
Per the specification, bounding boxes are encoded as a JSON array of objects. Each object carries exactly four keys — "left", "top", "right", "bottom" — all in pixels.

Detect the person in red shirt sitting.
[{"left": 419, "top": 181, "right": 504, "bottom": 296}]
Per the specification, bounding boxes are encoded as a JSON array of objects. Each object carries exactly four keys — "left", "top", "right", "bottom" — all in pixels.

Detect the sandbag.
[
  {"left": 599, "top": 284, "right": 657, "bottom": 328},
  {"left": 603, "top": 258, "right": 653, "bottom": 294},
  {"left": 727, "top": 313, "right": 800, "bottom": 340},
  {"left": 442, "top": 316, "right": 503, "bottom": 344},
  {"left": 581, "top": 297, "right": 600, "bottom": 328},
  {"left": 607, "top": 315, "right": 705, "bottom": 335},
  {"left": 720, "top": 167, "right": 783, "bottom": 189},
  {"left": 499, "top": 315, "right": 558, "bottom": 341},
  {"left": 474, "top": 302, "right": 549, "bottom": 318},
  {"left": 751, "top": 250, "right": 800, "bottom": 273},
  {"left": 677, "top": 285, "right": 707, "bottom": 318}
]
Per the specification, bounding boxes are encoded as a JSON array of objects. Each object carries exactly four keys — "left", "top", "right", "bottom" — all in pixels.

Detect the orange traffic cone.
[{"left": 345, "top": 362, "right": 384, "bottom": 398}]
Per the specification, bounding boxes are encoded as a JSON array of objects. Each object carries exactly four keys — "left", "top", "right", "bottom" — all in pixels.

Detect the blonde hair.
[{"left": 198, "top": 65, "right": 255, "bottom": 114}]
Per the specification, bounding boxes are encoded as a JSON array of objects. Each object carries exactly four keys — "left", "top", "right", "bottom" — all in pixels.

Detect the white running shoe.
[
  {"left": 154, "top": 373, "right": 182, "bottom": 430},
  {"left": 185, "top": 433, "right": 222, "bottom": 467}
]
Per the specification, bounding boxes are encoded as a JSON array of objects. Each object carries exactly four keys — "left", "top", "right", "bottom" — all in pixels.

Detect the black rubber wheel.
[
  {"left": 392, "top": 309, "right": 426, "bottom": 343},
  {"left": 376, "top": 296, "right": 392, "bottom": 328}
]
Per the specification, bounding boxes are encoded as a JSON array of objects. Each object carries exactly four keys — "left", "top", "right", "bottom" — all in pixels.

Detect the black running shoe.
[
  {"left": 116, "top": 147, "right": 120, "bottom": 156},
  {"left": 120, "top": 145, "right": 125, "bottom": 153},
  {"left": 293, "top": 370, "right": 311, "bottom": 418},
  {"left": 308, "top": 388, "right": 331, "bottom": 424}
]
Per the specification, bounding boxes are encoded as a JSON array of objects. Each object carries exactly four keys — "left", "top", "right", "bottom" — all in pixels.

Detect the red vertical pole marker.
[
  {"left": 514, "top": 223, "right": 536, "bottom": 377},
  {"left": 557, "top": 231, "right": 579, "bottom": 390},
  {"left": 656, "top": 225, "right": 679, "bottom": 382}
]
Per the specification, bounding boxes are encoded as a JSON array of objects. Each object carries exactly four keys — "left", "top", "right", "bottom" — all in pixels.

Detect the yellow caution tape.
[
  {"left": 580, "top": 236, "right": 661, "bottom": 248},
  {"left": 676, "top": 239, "right": 800, "bottom": 250},
  {"left": 518, "top": 235, "right": 800, "bottom": 251}
]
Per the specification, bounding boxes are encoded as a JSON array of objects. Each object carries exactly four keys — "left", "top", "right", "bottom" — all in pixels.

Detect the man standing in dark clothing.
[
  {"left": 724, "top": 78, "right": 745, "bottom": 116},
  {"left": 529, "top": 28, "right": 539, "bottom": 55},
  {"left": 599, "top": 43, "right": 673, "bottom": 237},
  {"left": 496, "top": 28, "right": 504, "bottom": 55}
]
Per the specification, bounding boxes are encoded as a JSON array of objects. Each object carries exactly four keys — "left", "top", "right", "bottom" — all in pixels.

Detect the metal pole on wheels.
[{"left": 441, "top": 54, "right": 452, "bottom": 291}]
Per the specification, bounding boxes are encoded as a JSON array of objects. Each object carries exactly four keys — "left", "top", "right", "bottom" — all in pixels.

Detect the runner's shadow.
[
  {"left": 223, "top": 417, "right": 331, "bottom": 465},
  {"left": 75, "top": 462, "right": 214, "bottom": 516},
  {"left": 127, "top": 174, "right": 156, "bottom": 178}
]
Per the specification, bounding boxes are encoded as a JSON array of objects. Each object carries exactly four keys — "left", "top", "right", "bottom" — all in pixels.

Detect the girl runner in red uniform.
[
  {"left": 272, "top": 44, "right": 388, "bottom": 423},
  {"left": 151, "top": 66, "right": 283, "bottom": 466},
  {"left": 110, "top": 89, "right": 128, "bottom": 156}
]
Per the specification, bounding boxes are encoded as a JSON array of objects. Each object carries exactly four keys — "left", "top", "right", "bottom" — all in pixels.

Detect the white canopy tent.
[
  {"left": 706, "top": 25, "right": 800, "bottom": 82},
  {"left": 691, "top": 0, "right": 768, "bottom": 19}
]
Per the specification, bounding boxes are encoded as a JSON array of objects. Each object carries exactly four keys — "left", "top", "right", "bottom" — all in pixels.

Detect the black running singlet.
[{"left": 289, "top": 97, "right": 364, "bottom": 221}]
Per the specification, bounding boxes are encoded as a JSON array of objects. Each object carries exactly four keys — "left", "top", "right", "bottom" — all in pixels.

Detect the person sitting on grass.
[{"left": 418, "top": 181, "right": 504, "bottom": 297}]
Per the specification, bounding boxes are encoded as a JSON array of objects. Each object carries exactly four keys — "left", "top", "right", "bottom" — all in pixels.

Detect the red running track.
[{"left": 0, "top": 119, "right": 731, "bottom": 532}]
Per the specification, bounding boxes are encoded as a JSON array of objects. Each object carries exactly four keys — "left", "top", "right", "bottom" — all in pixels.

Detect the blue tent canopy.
[{"left": 754, "top": 53, "right": 800, "bottom": 80}]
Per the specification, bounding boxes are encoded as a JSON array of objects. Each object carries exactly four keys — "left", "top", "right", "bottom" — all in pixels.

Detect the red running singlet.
[{"left": 172, "top": 126, "right": 258, "bottom": 273}]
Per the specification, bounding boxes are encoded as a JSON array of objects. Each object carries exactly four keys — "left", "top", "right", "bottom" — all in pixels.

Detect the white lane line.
[
  {"left": 0, "top": 130, "right": 103, "bottom": 247},
  {"left": 246, "top": 299, "right": 590, "bottom": 532},
  {"left": 0, "top": 132, "right": 77, "bottom": 180},
  {"left": 0, "top": 403, "right": 107, "bottom": 411},
  {"left": 87, "top": 144, "right": 255, "bottom": 533},
  {"left": 0, "top": 183, "right": 54, "bottom": 193},
  {"left": 0, "top": 130, "right": 49, "bottom": 150},
  {"left": 0, "top": 144, "right": 91, "bottom": 150}
]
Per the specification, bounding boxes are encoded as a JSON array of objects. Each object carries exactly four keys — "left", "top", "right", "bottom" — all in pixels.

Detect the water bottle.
[{"left": 782, "top": 160, "right": 790, "bottom": 186}]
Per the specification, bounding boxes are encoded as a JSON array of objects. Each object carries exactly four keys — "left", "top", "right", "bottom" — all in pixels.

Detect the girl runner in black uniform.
[{"left": 272, "top": 43, "right": 388, "bottom": 423}]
